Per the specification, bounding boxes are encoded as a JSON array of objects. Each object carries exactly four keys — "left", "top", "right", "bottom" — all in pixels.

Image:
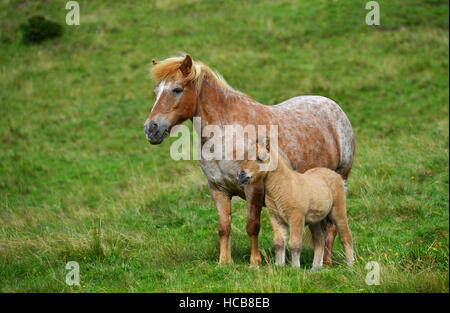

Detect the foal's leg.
[
  {"left": 269, "top": 215, "right": 288, "bottom": 266},
  {"left": 309, "top": 223, "right": 325, "bottom": 271},
  {"left": 244, "top": 183, "right": 264, "bottom": 266},
  {"left": 330, "top": 196, "right": 354, "bottom": 267},
  {"left": 288, "top": 215, "right": 305, "bottom": 268},
  {"left": 209, "top": 185, "right": 232, "bottom": 265},
  {"left": 323, "top": 172, "right": 351, "bottom": 266}
]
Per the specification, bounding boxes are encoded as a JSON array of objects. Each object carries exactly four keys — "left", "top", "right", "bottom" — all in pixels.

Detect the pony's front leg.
[
  {"left": 244, "top": 183, "right": 264, "bottom": 266},
  {"left": 209, "top": 185, "right": 232, "bottom": 265}
]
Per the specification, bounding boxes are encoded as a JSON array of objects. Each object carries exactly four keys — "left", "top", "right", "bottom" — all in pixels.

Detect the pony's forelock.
[{"left": 150, "top": 55, "right": 233, "bottom": 93}]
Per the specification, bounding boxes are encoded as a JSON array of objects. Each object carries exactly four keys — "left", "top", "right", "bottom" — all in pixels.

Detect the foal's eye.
[
  {"left": 256, "top": 156, "right": 263, "bottom": 163},
  {"left": 172, "top": 87, "right": 183, "bottom": 94}
]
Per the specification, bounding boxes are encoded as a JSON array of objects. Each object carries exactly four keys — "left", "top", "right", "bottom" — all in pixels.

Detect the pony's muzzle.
[
  {"left": 237, "top": 170, "right": 250, "bottom": 185},
  {"left": 144, "top": 119, "right": 169, "bottom": 144}
]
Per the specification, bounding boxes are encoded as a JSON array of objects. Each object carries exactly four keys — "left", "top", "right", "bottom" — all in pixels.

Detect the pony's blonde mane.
[{"left": 150, "top": 56, "right": 234, "bottom": 93}]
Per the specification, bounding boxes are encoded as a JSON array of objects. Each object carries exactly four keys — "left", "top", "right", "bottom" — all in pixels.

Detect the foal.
[{"left": 237, "top": 138, "right": 354, "bottom": 269}]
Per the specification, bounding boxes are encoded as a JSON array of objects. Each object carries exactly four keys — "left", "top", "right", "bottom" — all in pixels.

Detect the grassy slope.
[{"left": 0, "top": 0, "right": 448, "bottom": 292}]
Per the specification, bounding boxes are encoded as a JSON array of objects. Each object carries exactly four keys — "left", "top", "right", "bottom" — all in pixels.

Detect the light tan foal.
[{"left": 238, "top": 138, "right": 354, "bottom": 270}]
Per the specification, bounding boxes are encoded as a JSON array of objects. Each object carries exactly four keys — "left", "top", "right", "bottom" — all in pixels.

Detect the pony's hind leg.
[
  {"left": 269, "top": 215, "right": 288, "bottom": 266},
  {"left": 323, "top": 218, "right": 337, "bottom": 267},
  {"left": 309, "top": 223, "right": 325, "bottom": 271}
]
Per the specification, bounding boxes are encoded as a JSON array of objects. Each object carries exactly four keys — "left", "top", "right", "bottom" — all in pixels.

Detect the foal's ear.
[
  {"left": 264, "top": 137, "right": 271, "bottom": 152},
  {"left": 179, "top": 54, "right": 193, "bottom": 76},
  {"left": 152, "top": 59, "right": 158, "bottom": 66}
]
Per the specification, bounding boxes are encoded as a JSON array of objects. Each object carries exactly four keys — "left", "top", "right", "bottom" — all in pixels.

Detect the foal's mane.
[
  {"left": 151, "top": 56, "right": 234, "bottom": 94},
  {"left": 255, "top": 137, "right": 296, "bottom": 171},
  {"left": 273, "top": 146, "right": 297, "bottom": 171}
]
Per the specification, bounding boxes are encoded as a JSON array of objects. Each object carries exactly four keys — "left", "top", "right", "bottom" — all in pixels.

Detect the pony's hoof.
[
  {"left": 250, "top": 254, "right": 262, "bottom": 266},
  {"left": 323, "top": 260, "right": 333, "bottom": 267},
  {"left": 311, "top": 265, "right": 322, "bottom": 271},
  {"left": 218, "top": 257, "right": 232, "bottom": 265}
]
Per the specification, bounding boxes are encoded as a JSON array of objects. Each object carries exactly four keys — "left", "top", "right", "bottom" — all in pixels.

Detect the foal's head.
[
  {"left": 237, "top": 138, "right": 273, "bottom": 186},
  {"left": 144, "top": 55, "right": 199, "bottom": 144}
]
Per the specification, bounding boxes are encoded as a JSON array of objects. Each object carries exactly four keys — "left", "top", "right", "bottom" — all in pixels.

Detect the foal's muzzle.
[
  {"left": 144, "top": 120, "right": 169, "bottom": 144},
  {"left": 237, "top": 170, "right": 250, "bottom": 185}
]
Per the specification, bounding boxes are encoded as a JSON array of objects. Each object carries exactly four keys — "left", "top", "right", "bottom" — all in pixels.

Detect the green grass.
[{"left": 0, "top": 0, "right": 448, "bottom": 292}]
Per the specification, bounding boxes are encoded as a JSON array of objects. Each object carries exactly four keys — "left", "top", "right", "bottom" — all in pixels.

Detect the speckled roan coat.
[{"left": 144, "top": 55, "right": 355, "bottom": 266}]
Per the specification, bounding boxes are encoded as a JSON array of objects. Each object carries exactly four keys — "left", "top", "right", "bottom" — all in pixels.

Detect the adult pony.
[{"left": 144, "top": 55, "right": 355, "bottom": 266}]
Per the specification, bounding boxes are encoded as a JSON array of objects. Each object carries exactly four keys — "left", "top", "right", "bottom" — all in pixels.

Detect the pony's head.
[
  {"left": 144, "top": 54, "right": 234, "bottom": 144},
  {"left": 237, "top": 137, "right": 273, "bottom": 185},
  {"left": 144, "top": 55, "right": 200, "bottom": 144}
]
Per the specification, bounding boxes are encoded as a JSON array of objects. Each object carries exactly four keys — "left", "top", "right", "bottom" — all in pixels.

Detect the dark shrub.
[{"left": 20, "top": 15, "right": 63, "bottom": 44}]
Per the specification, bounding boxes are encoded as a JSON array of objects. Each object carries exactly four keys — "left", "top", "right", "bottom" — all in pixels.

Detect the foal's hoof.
[{"left": 311, "top": 265, "right": 322, "bottom": 272}]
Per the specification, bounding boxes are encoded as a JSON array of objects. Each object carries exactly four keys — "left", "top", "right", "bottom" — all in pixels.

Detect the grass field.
[{"left": 0, "top": 0, "right": 449, "bottom": 292}]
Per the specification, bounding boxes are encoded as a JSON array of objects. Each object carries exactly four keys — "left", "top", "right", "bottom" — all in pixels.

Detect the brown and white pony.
[{"left": 144, "top": 54, "right": 355, "bottom": 266}]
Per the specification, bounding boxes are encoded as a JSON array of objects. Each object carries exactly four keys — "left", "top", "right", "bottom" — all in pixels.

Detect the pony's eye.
[
  {"left": 172, "top": 87, "right": 183, "bottom": 94},
  {"left": 256, "top": 156, "right": 263, "bottom": 163}
]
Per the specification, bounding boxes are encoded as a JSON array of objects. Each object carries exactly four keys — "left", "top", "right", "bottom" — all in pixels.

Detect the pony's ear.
[
  {"left": 152, "top": 59, "right": 158, "bottom": 66},
  {"left": 179, "top": 54, "right": 193, "bottom": 76}
]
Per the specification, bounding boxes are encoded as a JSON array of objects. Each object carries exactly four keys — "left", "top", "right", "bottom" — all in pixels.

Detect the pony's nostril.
[{"left": 145, "top": 121, "right": 169, "bottom": 144}]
